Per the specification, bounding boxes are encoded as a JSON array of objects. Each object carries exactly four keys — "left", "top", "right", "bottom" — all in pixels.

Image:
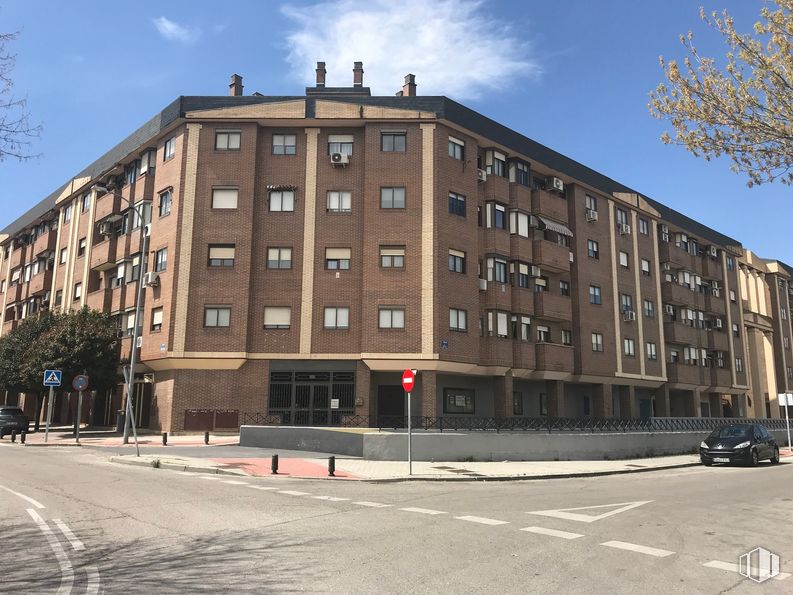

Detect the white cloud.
[
  {"left": 152, "top": 16, "right": 200, "bottom": 43},
  {"left": 281, "top": 0, "right": 541, "bottom": 100}
]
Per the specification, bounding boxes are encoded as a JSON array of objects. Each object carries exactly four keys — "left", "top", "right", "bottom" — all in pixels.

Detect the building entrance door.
[
  {"left": 377, "top": 385, "right": 405, "bottom": 427},
  {"left": 639, "top": 398, "right": 652, "bottom": 419}
]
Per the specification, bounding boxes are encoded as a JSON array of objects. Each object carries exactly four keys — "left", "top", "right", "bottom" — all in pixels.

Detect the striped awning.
[{"left": 536, "top": 216, "right": 573, "bottom": 237}]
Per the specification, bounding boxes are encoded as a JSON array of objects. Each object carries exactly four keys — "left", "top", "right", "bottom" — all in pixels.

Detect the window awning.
[{"left": 536, "top": 216, "right": 573, "bottom": 237}]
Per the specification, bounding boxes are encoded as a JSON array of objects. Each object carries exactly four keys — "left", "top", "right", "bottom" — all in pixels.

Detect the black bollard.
[
  {"left": 162, "top": 432, "right": 168, "bottom": 446},
  {"left": 10, "top": 431, "right": 16, "bottom": 443},
  {"left": 20, "top": 431, "right": 26, "bottom": 444},
  {"left": 204, "top": 431, "right": 209, "bottom": 445},
  {"left": 328, "top": 456, "right": 335, "bottom": 477},
  {"left": 271, "top": 454, "right": 279, "bottom": 474}
]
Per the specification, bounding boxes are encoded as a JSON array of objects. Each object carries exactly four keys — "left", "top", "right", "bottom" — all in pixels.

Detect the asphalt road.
[{"left": 1, "top": 445, "right": 791, "bottom": 594}]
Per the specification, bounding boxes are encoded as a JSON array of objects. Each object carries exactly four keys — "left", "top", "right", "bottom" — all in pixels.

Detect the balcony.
[
  {"left": 94, "top": 192, "right": 122, "bottom": 222},
  {"left": 661, "top": 281, "right": 698, "bottom": 306},
  {"left": 479, "top": 336, "right": 514, "bottom": 368},
  {"left": 509, "top": 234, "right": 533, "bottom": 262},
  {"left": 85, "top": 288, "right": 111, "bottom": 312},
  {"left": 532, "top": 240, "right": 571, "bottom": 273},
  {"left": 701, "top": 256, "right": 723, "bottom": 280},
  {"left": 664, "top": 321, "right": 701, "bottom": 345},
  {"left": 508, "top": 183, "right": 531, "bottom": 211},
  {"left": 4, "top": 282, "right": 22, "bottom": 304},
  {"left": 481, "top": 172, "right": 509, "bottom": 200},
  {"left": 534, "top": 291, "right": 572, "bottom": 321},
  {"left": 707, "top": 330, "right": 730, "bottom": 351},
  {"left": 32, "top": 232, "right": 56, "bottom": 258},
  {"left": 535, "top": 342, "right": 574, "bottom": 373},
  {"left": 2, "top": 320, "right": 18, "bottom": 335},
  {"left": 705, "top": 292, "right": 726, "bottom": 315},
  {"left": 666, "top": 362, "right": 706, "bottom": 385},
  {"left": 531, "top": 189, "right": 568, "bottom": 223},
  {"left": 512, "top": 341, "right": 536, "bottom": 370},
  {"left": 27, "top": 270, "right": 52, "bottom": 296},
  {"left": 659, "top": 241, "right": 692, "bottom": 271},
  {"left": 481, "top": 280, "right": 512, "bottom": 311},
  {"left": 710, "top": 367, "right": 732, "bottom": 389},
  {"left": 90, "top": 239, "right": 118, "bottom": 271},
  {"left": 481, "top": 228, "right": 511, "bottom": 257},
  {"left": 511, "top": 287, "right": 535, "bottom": 313}
]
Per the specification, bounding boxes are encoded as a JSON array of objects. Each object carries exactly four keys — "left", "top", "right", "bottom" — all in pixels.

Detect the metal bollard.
[
  {"left": 271, "top": 454, "right": 279, "bottom": 474},
  {"left": 204, "top": 431, "right": 209, "bottom": 445},
  {"left": 20, "top": 431, "right": 25, "bottom": 444},
  {"left": 328, "top": 456, "right": 335, "bottom": 477},
  {"left": 162, "top": 432, "right": 168, "bottom": 446},
  {"left": 10, "top": 431, "right": 16, "bottom": 443}
]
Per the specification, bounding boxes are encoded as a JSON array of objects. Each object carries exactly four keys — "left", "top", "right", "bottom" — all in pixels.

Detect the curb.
[{"left": 110, "top": 456, "right": 246, "bottom": 476}]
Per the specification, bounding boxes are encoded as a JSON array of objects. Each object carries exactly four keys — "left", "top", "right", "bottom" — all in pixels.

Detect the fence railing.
[{"left": 238, "top": 413, "right": 790, "bottom": 433}]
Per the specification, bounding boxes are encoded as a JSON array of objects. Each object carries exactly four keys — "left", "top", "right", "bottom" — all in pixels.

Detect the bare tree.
[
  {"left": 0, "top": 30, "right": 41, "bottom": 161},
  {"left": 649, "top": 1, "right": 793, "bottom": 187}
]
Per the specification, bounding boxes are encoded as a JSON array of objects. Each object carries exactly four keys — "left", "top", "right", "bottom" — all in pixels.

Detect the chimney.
[
  {"left": 353, "top": 61, "right": 364, "bottom": 87},
  {"left": 229, "top": 74, "right": 243, "bottom": 97},
  {"left": 315, "top": 62, "right": 326, "bottom": 87},
  {"left": 402, "top": 74, "right": 417, "bottom": 97}
]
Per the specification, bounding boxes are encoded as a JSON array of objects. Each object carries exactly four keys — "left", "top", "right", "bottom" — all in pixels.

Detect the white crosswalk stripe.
[
  {"left": 455, "top": 516, "right": 509, "bottom": 526},
  {"left": 601, "top": 540, "right": 674, "bottom": 558},
  {"left": 521, "top": 526, "right": 583, "bottom": 540},
  {"left": 399, "top": 507, "right": 446, "bottom": 515}
]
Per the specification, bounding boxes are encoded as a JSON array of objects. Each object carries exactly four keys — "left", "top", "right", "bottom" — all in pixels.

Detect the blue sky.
[{"left": 1, "top": 1, "right": 788, "bottom": 260}]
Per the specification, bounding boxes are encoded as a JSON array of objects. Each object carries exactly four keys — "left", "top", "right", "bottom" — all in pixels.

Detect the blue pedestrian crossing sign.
[{"left": 43, "top": 370, "right": 62, "bottom": 387}]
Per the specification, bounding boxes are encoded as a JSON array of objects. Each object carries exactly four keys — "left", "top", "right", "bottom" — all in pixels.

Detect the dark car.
[
  {"left": 700, "top": 423, "right": 780, "bottom": 466},
  {"left": 0, "top": 407, "right": 29, "bottom": 438}
]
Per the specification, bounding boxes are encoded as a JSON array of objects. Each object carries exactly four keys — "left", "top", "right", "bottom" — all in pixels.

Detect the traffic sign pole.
[
  {"left": 407, "top": 391, "right": 412, "bottom": 476},
  {"left": 76, "top": 391, "right": 83, "bottom": 444},
  {"left": 44, "top": 386, "right": 54, "bottom": 443},
  {"left": 785, "top": 394, "right": 792, "bottom": 454}
]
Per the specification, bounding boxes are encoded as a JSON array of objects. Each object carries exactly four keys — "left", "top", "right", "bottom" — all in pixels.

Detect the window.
[
  {"left": 616, "top": 207, "right": 629, "bottom": 227},
  {"left": 381, "top": 132, "right": 406, "bottom": 152},
  {"left": 154, "top": 248, "right": 167, "bottom": 272},
  {"left": 488, "top": 311, "right": 509, "bottom": 338},
  {"left": 448, "top": 192, "right": 466, "bottom": 217},
  {"left": 731, "top": 323, "right": 739, "bottom": 337},
  {"left": 727, "top": 256, "right": 735, "bottom": 271},
  {"left": 140, "top": 150, "right": 155, "bottom": 175},
  {"left": 537, "top": 325, "right": 551, "bottom": 343},
  {"left": 670, "top": 350, "right": 679, "bottom": 363},
  {"left": 785, "top": 336, "right": 790, "bottom": 350},
  {"left": 534, "top": 277, "right": 548, "bottom": 293},
  {"left": 64, "top": 204, "right": 72, "bottom": 223},
  {"left": 212, "top": 187, "right": 238, "bottom": 210},
  {"left": 561, "top": 329, "right": 572, "bottom": 346},
  {"left": 641, "top": 258, "right": 651, "bottom": 276},
  {"left": 589, "top": 285, "right": 602, "bottom": 305},
  {"left": 324, "top": 307, "right": 349, "bottom": 329},
  {"left": 509, "top": 211, "right": 530, "bottom": 237},
  {"left": 151, "top": 307, "right": 163, "bottom": 332},
  {"left": 619, "top": 251, "right": 629, "bottom": 268},
  {"left": 560, "top": 280, "right": 570, "bottom": 296},
  {"left": 515, "top": 161, "right": 529, "bottom": 186},
  {"left": 514, "top": 315, "right": 531, "bottom": 341},
  {"left": 587, "top": 239, "right": 599, "bottom": 259},
  {"left": 159, "top": 189, "right": 172, "bottom": 217},
  {"left": 0, "top": 280, "right": 4, "bottom": 293},
  {"left": 73, "top": 282, "right": 82, "bottom": 300},
  {"left": 621, "top": 293, "right": 634, "bottom": 313},
  {"left": 215, "top": 130, "right": 241, "bottom": 151},
  {"left": 54, "top": 289, "right": 62, "bottom": 306},
  {"left": 444, "top": 388, "right": 474, "bottom": 414},
  {"left": 624, "top": 338, "right": 635, "bottom": 357},
  {"left": 735, "top": 357, "right": 744, "bottom": 373},
  {"left": 77, "top": 238, "right": 87, "bottom": 258},
  {"left": 269, "top": 190, "right": 294, "bottom": 212},
  {"left": 380, "top": 246, "right": 405, "bottom": 268},
  {"left": 208, "top": 245, "right": 235, "bottom": 267},
  {"left": 380, "top": 187, "right": 406, "bottom": 209},
  {"left": 729, "top": 289, "right": 737, "bottom": 303},
  {"left": 263, "top": 306, "right": 291, "bottom": 329},
  {"left": 585, "top": 194, "right": 598, "bottom": 212},
  {"left": 448, "top": 249, "right": 466, "bottom": 273},
  {"left": 491, "top": 151, "right": 506, "bottom": 177},
  {"left": 379, "top": 307, "right": 405, "bottom": 329},
  {"left": 131, "top": 201, "right": 152, "bottom": 229},
  {"left": 490, "top": 203, "right": 506, "bottom": 229},
  {"left": 81, "top": 193, "right": 91, "bottom": 213},
  {"left": 448, "top": 136, "right": 464, "bottom": 160},
  {"left": 326, "top": 248, "right": 351, "bottom": 270},
  {"left": 644, "top": 299, "right": 655, "bottom": 318},
  {"left": 646, "top": 342, "right": 657, "bottom": 360},
  {"left": 163, "top": 137, "right": 176, "bottom": 161},
  {"left": 267, "top": 247, "right": 292, "bottom": 269},
  {"left": 450, "top": 308, "right": 467, "bottom": 332},
  {"left": 513, "top": 263, "right": 529, "bottom": 288},
  {"left": 327, "top": 191, "right": 352, "bottom": 213},
  {"left": 204, "top": 306, "right": 231, "bottom": 327},
  {"left": 59, "top": 247, "right": 68, "bottom": 265},
  {"left": 788, "top": 367, "right": 793, "bottom": 380},
  {"left": 328, "top": 134, "right": 353, "bottom": 156},
  {"left": 486, "top": 257, "right": 508, "bottom": 283},
  {"left": 273, "top": 134, "right": 297, "bottom": 155},
  {"left": 783, "top": 308, "right": 788, "bottom": 320},
  {"left": 639, "top": 218, "right": 649, "bottom": 235},
  {"left": 513, "top": 392, "right": 524, "bottom": 416},
  {"left": 592, "top": 332, "right": 604, "bottom": 352}
]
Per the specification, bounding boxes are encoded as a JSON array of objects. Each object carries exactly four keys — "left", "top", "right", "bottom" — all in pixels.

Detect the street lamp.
[{"left": 92, "top": 184, "right": 148, "bottom": 457}]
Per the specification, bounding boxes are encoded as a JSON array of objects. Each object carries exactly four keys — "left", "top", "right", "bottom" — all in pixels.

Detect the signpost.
[
  {"left": 779, "top": 393, "right": 793, "bottom": 453},
  {"left": 402, "top": 369, "right": 416, "bottom": 475},
  {"left": 43, "top": 369, "right": 62, "bottom": 443},
  {"left": 72, "top": 375, "right": 90, "bottom": 444}
]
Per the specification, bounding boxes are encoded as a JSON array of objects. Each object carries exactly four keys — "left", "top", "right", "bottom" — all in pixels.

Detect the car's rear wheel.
[
  {"left": 750, "top": 449, "right": 759, "bottom": 467},
  {"left": 771, "top": 447, "right": 780, "bottom": 465}
]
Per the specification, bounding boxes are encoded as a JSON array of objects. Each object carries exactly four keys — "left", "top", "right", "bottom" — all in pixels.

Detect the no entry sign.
[{"left": 401, "top": 369, "right": 415, "bottom": 393}]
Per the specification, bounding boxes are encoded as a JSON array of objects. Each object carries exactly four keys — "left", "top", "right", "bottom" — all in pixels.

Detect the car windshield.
[
  {"left": 710, "top": 425, "right": 752, "bottom": 439},
  {"left": 0, "top": 408, "right": 24, "bottom": 415}
]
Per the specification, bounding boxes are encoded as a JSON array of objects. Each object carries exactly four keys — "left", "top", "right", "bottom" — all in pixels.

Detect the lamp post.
[{"left": 92, "top": 184, "right": 148, "bottom": 457}]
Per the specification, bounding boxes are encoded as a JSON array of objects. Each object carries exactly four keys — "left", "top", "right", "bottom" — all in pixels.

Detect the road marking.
[
  {"left": 455, "top": 516, "right": 509, "bottom": 526},
  {"left": 353, "top": 501, "right": 392, "bottom": 508},
  {"left": 27, "top": 509, "right": 74, "bottom": 595},
  {"left": 85, "top": 565, "right": 101, "bottom": 594},
  {"left": 222, "top": 480, "right": 248, "bottom": 485},
  {"left": 527, "top": 501, "right": 653, "bottom": 523},
  {"left": 703, "top": 560, "right": 791, "bottom": 581},
  {"left": 245, "top": 485, "right": 278, "bottom": 491},
  {"left": 520, "top": 526, "right": 584, "bottom": 540},
  {"left": 0, "top": 484, "right": 46, "bottom": 509},
  {"left": 313, "top": 496, "right": 350, "bottom": 501},
  {"left": 399, "top": 507, "right": 447, "bottom": 515},
  {"left": 198, "top": 476, "right": 222, "bottom": 480},
  {"left": 601, "top": 540, "right": 675, "bottom": 558},
  {"left": 279, "top": 490, "right": 310, "bottom": 496},
  {"left": 52, "top": 519, "right": 85, "bottom": 551}
]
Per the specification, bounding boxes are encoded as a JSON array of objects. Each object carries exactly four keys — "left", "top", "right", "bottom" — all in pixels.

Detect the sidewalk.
[{"left": 1, "top": 427, "right": 238, "bottom": 447}]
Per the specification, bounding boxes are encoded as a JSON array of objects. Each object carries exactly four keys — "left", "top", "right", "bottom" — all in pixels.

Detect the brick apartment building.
[{"left": 1, "top": 62, "right": 790, "bottom": 431}]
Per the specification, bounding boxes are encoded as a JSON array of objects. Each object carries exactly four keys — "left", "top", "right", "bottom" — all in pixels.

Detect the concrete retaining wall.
[{"left": 239, "top": 426, "right": 364, "bottom": 456}]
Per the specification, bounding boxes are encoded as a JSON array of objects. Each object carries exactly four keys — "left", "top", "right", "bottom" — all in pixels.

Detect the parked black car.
[
  {"left": 0, "top": 407, "right": 30, "bottom": 438},
  {"left": 700, "top": 423, "right": 780, "bottom": 466}
]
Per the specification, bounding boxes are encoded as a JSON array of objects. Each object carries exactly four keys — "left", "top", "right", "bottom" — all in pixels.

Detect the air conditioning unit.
[
  {"left": 622, "top": 310, "right": 637, "bottom": 322},
  {"left": 142, "top": 272, "right": 160, "bottom": 287},
  {"left": 585, "top": 209, "right": 598, "bottom": 222},
  {"left": 530, "top": 265, "right": 541, "bottom": 277},
  {"left": 664, "top": 304, "right": 675, "bottom": 315},
  {"left": 709, "top": 245, "right": 718, "bottom": 258},
  {"left": 99, "top": 221, "right": 113, "bottom": 236},
  {"left": 477, "top": 168, "right": 487, "bottom": 182},
  {"left": 135, "top": 336, "right": 143, "bottom": 348},
  {"left": 619, "top": 223, "right": 631, "bottom": 235},
  {"left": 546, "top": 177, "right": 564, "bottom": 192},
  {"left": 143, "top": 223, "right": 152, "bottom": 238},
  {"left": 714, "top": 318, "right": 723, "bottom": 329},
  {"left": 479, "top": 278, "right": 488, "bottom": 291},
  {"left": 330, "top": 152, "right": 349, "bottom": 166}
]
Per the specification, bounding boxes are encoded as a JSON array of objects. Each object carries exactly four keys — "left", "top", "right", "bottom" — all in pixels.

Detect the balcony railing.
[
  {"left": 532, "top": 240, "right": 571, "bottom": 273},
  {"left": 535, "top": 342, "right": 574, "bottom": 372},
  {"left": 667, "top": 362, "right": 706, "bottom": 385},
  {"left": 531, "top": 188, "right": 568, "bottom": 223},
  {"left": 534, "top": 291, "right": 572, "bottom": 321},
  {"left": 663, "top": 321, "right": 701, "bottom": 345}
]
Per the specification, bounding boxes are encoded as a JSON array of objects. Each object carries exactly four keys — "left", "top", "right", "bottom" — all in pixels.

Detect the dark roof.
[{"left": 2, "top": 92, "right": 742, "bottom": 250}]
